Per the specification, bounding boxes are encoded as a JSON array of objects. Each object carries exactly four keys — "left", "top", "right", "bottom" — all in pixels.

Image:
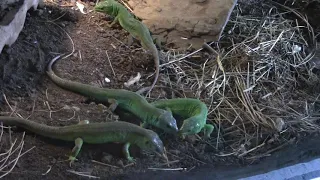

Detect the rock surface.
[
  {"left": 0, "top": 0, "right": 42, "bottom": 53},
  {"left": 128, "top": 0, "right": 238, "bottom": 49}
]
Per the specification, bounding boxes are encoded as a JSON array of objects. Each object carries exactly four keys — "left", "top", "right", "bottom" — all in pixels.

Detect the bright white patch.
[{"left": 311, "top": 178, "right": 320, "bottom": 180}]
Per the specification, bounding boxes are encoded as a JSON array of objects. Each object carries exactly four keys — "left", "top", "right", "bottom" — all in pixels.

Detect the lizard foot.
[
  {"left": 127, "top": 156, "right": 136, "bottom": 163},
  {"left": 67, "top": 155, "right": 78, "bottom": 167},
  {"left": 203, "top": 124, "right": 214, "bottom": 139}
]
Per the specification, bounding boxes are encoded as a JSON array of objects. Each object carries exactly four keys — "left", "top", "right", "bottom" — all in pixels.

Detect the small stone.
[
  {"left": 104, "top": 77, "right": 111, "bottom": 83},
  {"left": 116, "top": 160, "right": 124, "bottom": 167},
  {"left": 63, "top": 105, "right": 71, "bottom": 110},
  {"left": 275, "top": 118, "right": 285, "bottom": 132},
  {"left": 37, "top": 9, "right": 44, "bottom": 16},
  {"left": 72, "top": 106, "right": 80, "bottom": 111},
  {"left": 186, "top": 135, "right": 198, "bottom": 144},
  {"left": 102, "top": 154, "right": 113, "bottom": 163},
  {"left": 89, "top": 2, "right": 96, "bottom": 6},
  {"left": 51, "top": 158, "right": 57, "bottom": 164},
  {"left": 96, "top": 28, "right": 105, "bottom": 33}
]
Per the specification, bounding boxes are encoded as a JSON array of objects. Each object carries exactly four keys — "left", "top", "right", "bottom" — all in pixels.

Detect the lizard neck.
[{"left": 141, "top": 105, "right": 162, "bottom": 126}]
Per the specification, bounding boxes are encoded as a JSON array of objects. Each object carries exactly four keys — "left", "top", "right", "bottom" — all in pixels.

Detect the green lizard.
[
  {"left": 0, "top": 116, "right": 165, "bottom": 165},
  {"left": 94, "top": 0, "right": 160, "bottom": 96},
  {"left": 46, "top": 55, "right": 178, "bottom": 134},
  {"left": 118, "top": 96, "right": 215, "bottom": 139},
  {"left": 151, "top": 98, "right": 214, "bottom": 139}
]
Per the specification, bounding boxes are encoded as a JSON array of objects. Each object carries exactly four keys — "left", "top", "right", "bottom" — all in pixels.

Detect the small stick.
[
  {"left": 105, "top": 50, "right": 116, "bottom": 77},
  {"left": 156, "top": 160, "right": 180, "bottom": 167},
  {"left": 2, "top": 94, "right": 23, "bottom": 119},
  {"left": 42, "top": 165, "right": 52, "bottom": 176},
  {"left": 66, "top": 170, "right": 100, "bottom": 179},
  {"left": 148, "top": 167, "right": 187, "bottom": 171},
  {"left": 91, "top": 160, "right": 120, "bottom": 169},
  {"left": 160, "top": 41, "right": 215, "bottom": 67}
]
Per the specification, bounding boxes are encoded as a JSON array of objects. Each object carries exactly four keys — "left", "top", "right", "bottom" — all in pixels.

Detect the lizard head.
[
  {"left": 94, "top": 0, "right": 117, "bottom": 16},
  {"left": 138, "top": 130, "right": 164, "bottom": 155},
  {"left": 178, "top": 117, "right": 203, "bottom": 137},
  {"left": 156, "top": 110, "right": 178, "bottom": 134}
]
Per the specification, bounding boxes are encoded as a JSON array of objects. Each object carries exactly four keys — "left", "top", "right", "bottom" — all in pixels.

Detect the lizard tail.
[
  {"left": 46, "top": 55, "right": 105, "bottom": 97},
  {"left": 0, "top": 116, "right": 62, "bottom": 139},
  {"left": 146, "top": 46, "right": 160, "bottom": 97}
]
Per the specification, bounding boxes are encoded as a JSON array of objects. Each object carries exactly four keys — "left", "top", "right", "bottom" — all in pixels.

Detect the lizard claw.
[{"left": 127, "top": 156, "right": 136, "bottom": 163}]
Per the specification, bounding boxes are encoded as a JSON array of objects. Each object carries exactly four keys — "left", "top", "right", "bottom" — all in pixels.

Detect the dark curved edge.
[{"left": 112, "top": 133, "right": 320, "bottom": 180}]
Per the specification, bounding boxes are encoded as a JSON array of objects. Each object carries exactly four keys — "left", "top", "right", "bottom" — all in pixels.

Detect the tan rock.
[{"left": 128, "top": 0, "right": 237, "bottom": 49}]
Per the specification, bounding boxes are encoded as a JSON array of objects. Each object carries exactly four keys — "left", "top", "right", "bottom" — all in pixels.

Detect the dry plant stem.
[
  {"left": 105, "top": 50, "right": 116, "bottom": 77},
  {"left": 0, "top": 145, "right": 35, "bottom": 173},
  {"left": 42, "top": 165, "right": 52, "bottom": 176},
  {"left": 156, "top": 160, "right": 180, "bottom": 167},
  {"left": 3, "top": 94, "right": 23, "bottom": 119},
  {"left": 158, "top": 0, "right": 318, "bottom": 159},
  {"left": 91, "top": 160, "right": 120, "bottom": 169},
  {"left": 148, "top": 167, "right": 187, "bottom": 171},
  {"left": 0, "top": 132, "right": 35, "bottom": 178},
  {"left": 67, "top": 170, "right": 100, "bottom": 179},
  {"left": 160, "top": 41, "right": 215, "bottom": 67}
]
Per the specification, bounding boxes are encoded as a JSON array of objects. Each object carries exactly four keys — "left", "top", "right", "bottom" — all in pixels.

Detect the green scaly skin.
[
  {"left": 0, "top": 116, "right": 164, "bottom": 165},
  {"left": 151, "top": 98, "right": 214, "bottom": 139},
  {"left": 46, "top": 55, "right": 178, "bottom": 134},
  {"left": 94, "top": 0, "right": 160, "bottom": 96}
]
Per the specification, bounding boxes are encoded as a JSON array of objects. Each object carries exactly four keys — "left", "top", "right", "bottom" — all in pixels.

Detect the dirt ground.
[{"left": 0, "top": 0, "right": 319, "bottom": 179}]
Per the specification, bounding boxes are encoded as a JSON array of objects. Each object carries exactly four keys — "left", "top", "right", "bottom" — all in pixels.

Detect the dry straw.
[{"left": 159, "top": 0, "right": 319, "bottom": 159}]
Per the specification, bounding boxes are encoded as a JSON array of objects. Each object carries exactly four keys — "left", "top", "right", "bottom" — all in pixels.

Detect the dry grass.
[
  {"left": 158, "top": 1, "right": 320, "bottom": 160},
  {"left": 0, "top": 95, "right": 35, "bottom": 178}
]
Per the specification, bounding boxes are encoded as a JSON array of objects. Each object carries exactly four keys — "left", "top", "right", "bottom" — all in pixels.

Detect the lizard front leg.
[
  {"left": 107, "top": 16, "right": 119, "bottom": 28},
  {"left": 68, "top": 137, "right": 84, "bottom": 167},
  {"left": 123, "top": 142, "right": 135, "bottom": 162},
  {"left": 107, "top": 99, "right": 119, "bottom": 112}
]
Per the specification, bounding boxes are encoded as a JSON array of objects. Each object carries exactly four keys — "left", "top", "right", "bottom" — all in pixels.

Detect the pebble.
[
  {"left": 116, "top": 160, "right": 124, "bottom": 167},
  {"left": 37, "top": 9, "right": 44, "bottom": 16},
  {"left": 102, "top": 154, "right": 113, "bottom": 163}
]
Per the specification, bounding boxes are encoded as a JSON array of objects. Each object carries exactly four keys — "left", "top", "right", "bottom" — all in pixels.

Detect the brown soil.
[
  {"left": 0, "top": 1, "right": 233, "bottom": 179},
  {"left": 0, "top": 0, "right": 319, "bottom": 179}
]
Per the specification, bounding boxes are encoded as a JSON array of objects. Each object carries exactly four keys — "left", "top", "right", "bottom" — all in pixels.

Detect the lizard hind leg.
[
  {"left": 151, "top": 35, "right": 163, "bottom": 49},
  {"left": 107, "top": 99, "right": 119, "bottom": 112},
  {"left": 123, "top": 142, "right": 135, "bottom": 162},
  {"left": 107, "top": 16, "right": 119, "bottom": 28}
]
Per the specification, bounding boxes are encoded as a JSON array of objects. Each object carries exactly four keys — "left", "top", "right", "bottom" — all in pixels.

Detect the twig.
[
  {"left": 160, "top": 41, "right": 215, "bottom": 67},
  {"left": 67, "top": 170, "right": 100, "bottom": 179},
  {"left": 147, "top": 167, "right": 187, "bottom": 171},
  {"left": 105, "top": 50, "right": 116, "bottom": 77},
  {"left": 2, "top": 94, "right": 23, "bottom": 119},
  {"left": 91, "top": 160, "right": 120, "bottom": 169}
]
